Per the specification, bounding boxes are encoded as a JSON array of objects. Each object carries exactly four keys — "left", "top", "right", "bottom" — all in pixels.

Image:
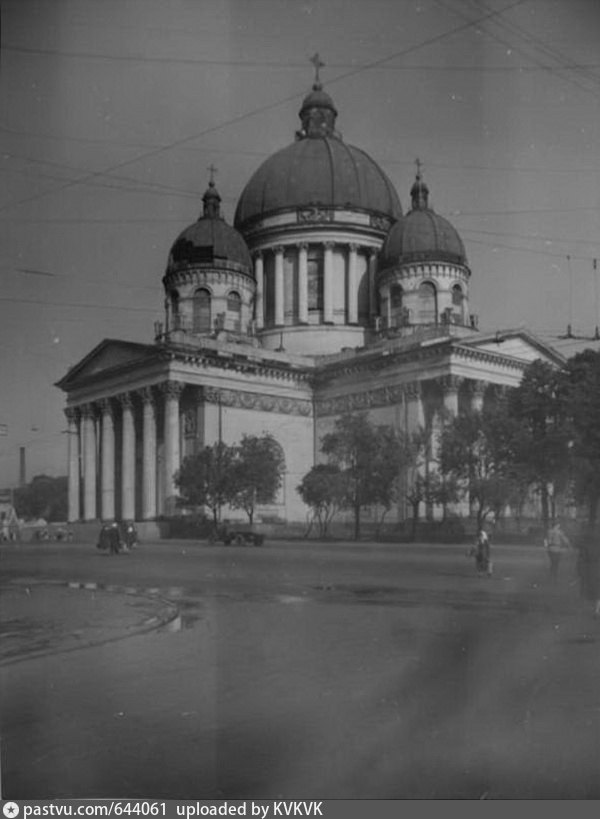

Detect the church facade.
[{"left": 57, "top": 76, "right": 565, "bottom": 529}]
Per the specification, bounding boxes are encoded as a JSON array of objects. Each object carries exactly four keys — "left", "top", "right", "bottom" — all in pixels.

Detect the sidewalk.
[{"left": 0, "top": 579, "right": 179, "bottom": 665}]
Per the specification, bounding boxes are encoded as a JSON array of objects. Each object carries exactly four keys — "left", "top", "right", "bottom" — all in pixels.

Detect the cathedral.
[{"left": 57, "top": 70, "right": 565, "bottom": 533}]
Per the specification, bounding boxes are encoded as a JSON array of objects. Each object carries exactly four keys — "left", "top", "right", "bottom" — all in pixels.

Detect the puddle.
[{"left": 566, "top": 635, "right": 600, "bottom": 644}]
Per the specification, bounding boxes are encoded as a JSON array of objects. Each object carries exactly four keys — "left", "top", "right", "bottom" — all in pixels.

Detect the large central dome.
[{"left": 234, "top": 83, "right": 402, "bottom": 229}]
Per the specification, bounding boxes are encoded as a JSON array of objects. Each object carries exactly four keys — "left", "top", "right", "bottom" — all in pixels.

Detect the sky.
[{"left": 1, "top": 0, "right": 600, "bottom": 487}]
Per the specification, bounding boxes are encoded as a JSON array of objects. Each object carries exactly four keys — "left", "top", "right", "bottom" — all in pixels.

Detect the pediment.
[
  {"left": 461, "top": 328, "right": 565, "bottom": 367},
  {"left": 56, "top": 339, "right": 158, "bottom": 391}
]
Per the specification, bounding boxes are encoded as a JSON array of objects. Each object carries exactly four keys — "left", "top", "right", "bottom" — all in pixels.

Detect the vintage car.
[{"left": 208, "top": 523, "right": 264, "bottom": 547}]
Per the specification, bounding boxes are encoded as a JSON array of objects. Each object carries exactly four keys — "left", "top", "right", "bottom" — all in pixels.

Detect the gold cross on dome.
[
  {"left": 310, "top": 52, "right": 325, "bottom": 85},
  {"left": 207, "top": 163, "right": 218, "bottom": 185}
]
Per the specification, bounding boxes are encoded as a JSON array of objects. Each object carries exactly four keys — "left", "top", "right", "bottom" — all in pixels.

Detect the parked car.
[{"left": 208, "top": 523, "right": 264, "bottom": 547}]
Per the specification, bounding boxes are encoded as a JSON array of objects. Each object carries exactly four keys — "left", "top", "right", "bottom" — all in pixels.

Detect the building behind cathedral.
[{"left": 57, "top": 74, "right": 565, "bottom": 533}]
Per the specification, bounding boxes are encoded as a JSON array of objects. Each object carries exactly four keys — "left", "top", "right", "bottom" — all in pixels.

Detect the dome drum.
[{"left": 166, "top": 275, "right": 255, "bottom": 340}]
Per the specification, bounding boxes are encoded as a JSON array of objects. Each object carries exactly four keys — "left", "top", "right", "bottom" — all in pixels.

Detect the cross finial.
[
  {"left": 310, "top": 52, "right": 325, "bottom": 86},
  {"left": 207, "top": 163, "right": 218, "bottom": 186},
  {"left": 415, "top": 157, "right": 423, "bottom": 179}
]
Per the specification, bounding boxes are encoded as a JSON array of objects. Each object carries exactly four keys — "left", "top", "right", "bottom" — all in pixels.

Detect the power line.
[
  {"left": 436, "top": 0, "right": 600, "bottom": 103},
  {"left": 0, "top": 0, "right": 528, "bottom": 216},
  {"left": 0, "top": 296, "right": 161, "bottom": 314},
  {"left": 8, "top": 41, "right": 600, "bottom": 73}
]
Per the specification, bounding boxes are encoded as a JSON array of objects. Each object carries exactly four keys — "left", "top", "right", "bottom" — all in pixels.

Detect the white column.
[
  {"left": 99, "top": 399, "right": 115, "bottom": 521},
  {"left": 65, "top": 407, "right": 80, "bottom": 523},
  {"left": 120, "top": 393, "right": 136, "bottom": 521},
  {"left": 384, "top": 284, "right": 392, "bottom": 328},
  {"left": 323, "top": 241, "right": 334, "bottom": 323},
  {"left": 368, "top": 249, "right": 378, "bottom": 320},
  {"left": 274, "top": 246, "right": 284, "bottom": 326},
  {"left": 81, "top": 404, "right": 97, "bottom": 521},
  {"left": 298, "top": 243, "right": 308, "bottom": 324},
  {"left": 163, "top": 381, "right": 184, "bottom": 513},
  {"left": 442, "top": 375, "right": 461, "bottom": 418},
  {"left": 348, "top": 243, "right": 358, "bottom": 324},
  {"left": 254, "top": 252, "right": 264, "bottom": 330},
  {"left": 142, "top": 387, "right": 157, "bottom": 520},
  {"left": 406, "top": 382, "right": 425, "bottom": 430},
  {"left": 471, "top": 380, "right": 486, "bottom": 412}
]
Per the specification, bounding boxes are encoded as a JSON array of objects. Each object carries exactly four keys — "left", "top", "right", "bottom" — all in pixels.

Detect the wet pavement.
[
  {"left": 2, "top": 538, "right": 600, "bottom": 799},
  {"left": 0, "top": 580, "right": 179, "bottom": 664}
]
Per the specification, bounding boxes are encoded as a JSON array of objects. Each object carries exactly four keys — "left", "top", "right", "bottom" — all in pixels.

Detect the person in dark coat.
[
  {"left": 108, "top": 522, "right": 122, "bottom": 555},
  {"left": 474, "top": 527, "right": 492, "bottom": 577}
]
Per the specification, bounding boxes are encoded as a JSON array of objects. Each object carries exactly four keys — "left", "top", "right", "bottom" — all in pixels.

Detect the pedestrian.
[
  {"left": 545, "top": 521, "right": 570, "bottom": 583},
  {"left": 108, "top": 522, "right": 121, "bottom": 555},
  {"left": 474, "top": 526, "right": 492, "bottom": 577},
  {"left": 0, "top": 513, "right": 9, "bottom": 543},
  {"left": 123, "top": 520, "right": 138, "bottom": 550}
]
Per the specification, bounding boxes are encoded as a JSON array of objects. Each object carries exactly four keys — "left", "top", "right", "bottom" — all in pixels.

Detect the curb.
[{"left": 0, "top": 579, "right": 181, "bottom": 667}]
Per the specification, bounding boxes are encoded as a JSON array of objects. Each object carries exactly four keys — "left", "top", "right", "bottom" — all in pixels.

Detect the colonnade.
[
  {"left": 253, "top": 242, "right": 379, "bottom": 328},
  {"left": 64, "top": 381, "right": 184, "bottom": 523}
]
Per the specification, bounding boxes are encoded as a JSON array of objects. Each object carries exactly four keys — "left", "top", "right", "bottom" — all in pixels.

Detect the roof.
[
  {"left": 380, "top": 172, "right": 466, "bottom": 268},
  {"left": 167, "top": 181, "right": 252, "bottom": 274},
  {"left": 234, "top": 137, "right": 402, "bottom": 228}
]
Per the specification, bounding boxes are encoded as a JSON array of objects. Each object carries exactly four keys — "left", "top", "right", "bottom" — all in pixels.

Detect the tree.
[
  {"left": 564, "top": 349, "right": 600, "bottom": 525},
  {"left": 13, "top": 475, "right": 68, "bottom": 522},
  {"left": 174, "top": 442, "right": 237, "bottom": 525},
  {"left": 439, "top": 398, "right": 520, "bottom": 527},
  {"left": 509, "top": 359, "right": 571, "bottom": 528},
  {"left": 320, "top": 413, "right": 406, "bottom": 539},
  {"left": 296, "top": 463, "right": 345, "bottom": 537},
  {"left": 230, "top": 433, "right": 285, "bottom": 524}
]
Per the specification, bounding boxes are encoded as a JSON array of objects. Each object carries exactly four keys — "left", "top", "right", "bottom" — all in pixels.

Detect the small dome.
[
  {"left": 380, "top": 171, "right": 466, "bottom": 268},
  {"left": 168, "top": 182, "right": 252, "bottom": 273},
  {"left": 234, "top": 85, "right": 402, "bottom": 229},
  {"left": 299, "top": 84, "right": 338, "bottom": 119}
]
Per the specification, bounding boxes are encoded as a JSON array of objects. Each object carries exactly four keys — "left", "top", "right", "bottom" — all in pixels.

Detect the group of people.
[
  {"left": 97, "top": 521, "right": 138, "bottom": 555},
  {"left": 469, "top": 519, "right": 600, "bottom": 617}
]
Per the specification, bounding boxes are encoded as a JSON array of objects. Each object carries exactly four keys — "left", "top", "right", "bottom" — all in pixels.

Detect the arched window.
[
  {"left": 390, "top": 284, "right": 404, "bottom": 328},
  {"left": 418, "top": 281, "right": 437, "bottom": 324},
  {"left": 227, "top": 291, "right": 241, "bottom": 313},
  {"left": 193, "top": 288, "right": 211, "bottom": 334},
  {"left": 452, "top": 284, "right": 463, "bottom": 307},
  {"left": 170, "top": 290, "right": 180, "bottom": 330}
]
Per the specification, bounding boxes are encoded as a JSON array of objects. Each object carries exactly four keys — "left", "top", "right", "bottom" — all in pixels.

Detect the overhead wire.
[{"left": 0, "top": 0, "right": 528, "bottom": 216}]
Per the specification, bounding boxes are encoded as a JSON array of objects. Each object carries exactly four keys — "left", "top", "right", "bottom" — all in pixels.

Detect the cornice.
[
  {"left": 163, "top": 264, "right": 254, "bottom": 290},
  {"left": 162, "top": 342, "right": 314, "bottom": 384},
  {"left": 314, "top": 336, "right": 529, "bottom": 384},
  {"left": 162, "top": 259, "right": 254, "bottom": 287}
]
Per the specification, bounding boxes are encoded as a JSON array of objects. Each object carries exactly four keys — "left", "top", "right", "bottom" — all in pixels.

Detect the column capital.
[
  {"left": 140, "top": 386, "right": 156, "bottom": 406},
  {"left": 273, "top": 245, "right": 284, "bottom": 256},
  {"left": 161, "top": 380, "right": 185, "bottom": 399},
  {"left": 64, "top": 406, "right": 79, "bottom": 423},
  {"left": 348, "top": 242, "right": 359, "bottom": 253},
  {"left": 368, "top": 248, "right": 378, "bottom": 261},
  {"left": 98, "top": 397, "right": 114, "bottom": 415},
  {"left": 80, "top": 403, "right": 96, "bottom": 419},
  {"left": 117, "top": 392, "right": 134, "bottom": 409},
  {"left": 324, "top": 240, "right": 335, "bottom": 250},
  {"left": 470, "top": 379, "right": 487, "bottom": 397},
  {"left": 253, "top": 249, "right": 263, "bottom": 260},
  {"left": 439, "top": 374, "right": 463, "bottom": 393},
  {"left": 297, "top": 241, "right": 309, "bottom": 251},
  {"left": 405, "top": 381, "right": 422, "bottom": 401}
]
